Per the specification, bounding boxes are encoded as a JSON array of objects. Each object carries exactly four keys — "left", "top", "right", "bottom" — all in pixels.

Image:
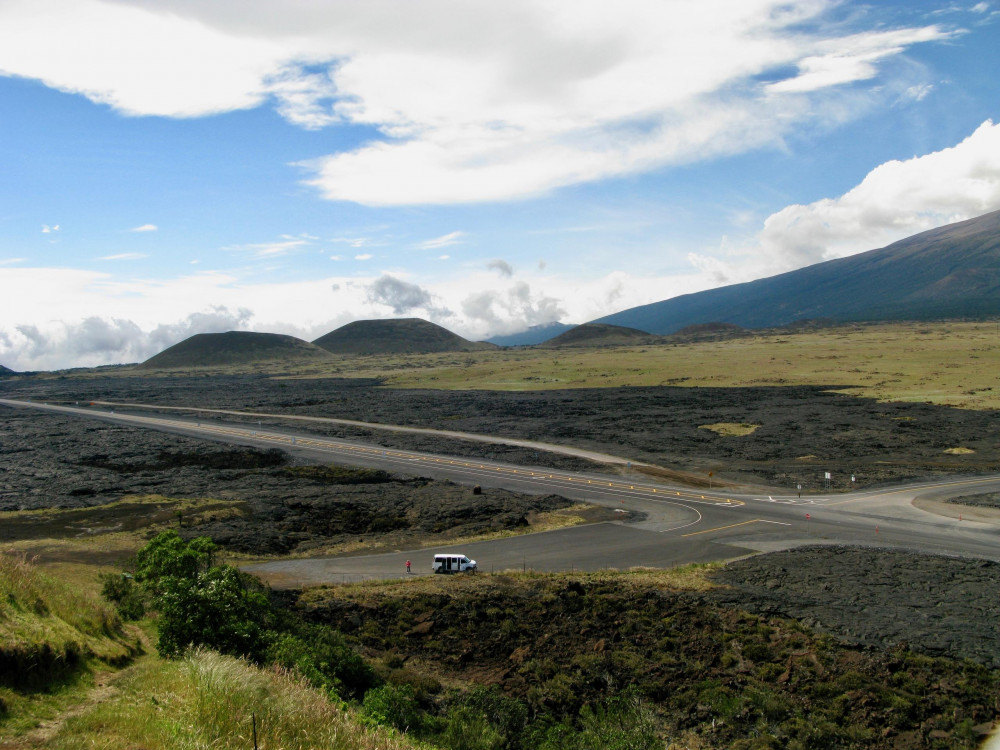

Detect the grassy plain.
[{"left": 124, "top": 320, "right": 1000, "bottom": 409}]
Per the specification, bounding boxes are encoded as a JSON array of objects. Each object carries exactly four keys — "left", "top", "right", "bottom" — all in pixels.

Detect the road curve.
[
  {"left": 3, "top": 398, "right": 999, "bottom": 588},
  {"left": 88, "top": 399, "right": 641, "bottom": 466}
]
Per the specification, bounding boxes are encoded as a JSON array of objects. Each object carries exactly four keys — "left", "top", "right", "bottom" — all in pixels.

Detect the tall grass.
[
  {"left": 0, "top": 552, "right": 135, "bottom": 691},
  {"left": 49, "top": 649, "right": 421, "bottom": 750}
]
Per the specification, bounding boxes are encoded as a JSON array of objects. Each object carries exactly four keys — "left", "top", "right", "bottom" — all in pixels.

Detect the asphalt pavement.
[{"left": 3, "top": 398, "right": 999, "bottom": 589}]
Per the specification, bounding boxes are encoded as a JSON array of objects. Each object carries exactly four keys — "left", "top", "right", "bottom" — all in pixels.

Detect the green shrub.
[
  {"left": 156, "top": 565, "right": 270, "bottom": 660},
  {"left": 363, "top": 683, "right": 425, "bottom": 733},
  {"left": 439, "top": 704, "right": 506, "bottom": 750},
  {"left": 98, "top": 572, "right": 145, "bottom": 621},
  {"left": 267, "top": 625, "right": 376, "bottom": 700},
  {"left": 134, "top": 530, "right": 217, "bottom": 594}
]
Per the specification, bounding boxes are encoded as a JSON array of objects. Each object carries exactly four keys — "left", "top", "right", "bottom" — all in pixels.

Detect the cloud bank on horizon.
[{"left": 0, "top": 0, "right": 998, "bottom": 370}]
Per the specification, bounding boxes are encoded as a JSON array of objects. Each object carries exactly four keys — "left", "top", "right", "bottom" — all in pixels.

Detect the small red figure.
[{"left": 405, "top": 560, "right": 411, "bottom": 574}]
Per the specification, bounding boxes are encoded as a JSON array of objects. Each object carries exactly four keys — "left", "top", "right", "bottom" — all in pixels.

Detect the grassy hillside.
[
  {"left": 301, "top": 566, "right": 999, "bottom": 749},
  {"left": 141, "top": 331, "right": 332, "bottom": 369},
  {"left": 0, "top": 553, "right": 141, "bottom": 736},
  {"left": 41, "top": 649, "right": 420, "bottom": 750},
  {"left": 539, "top": 323, "right": 658, "bottom": 347},
  {"left": 314, "top": 318, "right": 496, "bottom": 355}
]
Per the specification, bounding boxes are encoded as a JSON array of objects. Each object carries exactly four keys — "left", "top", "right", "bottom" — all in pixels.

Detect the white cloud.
[
  {"left": 0, "top": 1, "right": 953, "bottom": 205},
  {"left": 354, "top": 253, "right": 373, "bottom": 260},
  {"left": 0, "top": 258, "right": 25, "bottom": 265},
  {"left": 764, "top": 27, "right": 945, "bottom": 95},
  {"left": 417, "top": 231, "right": 466, "bottom": 249},
  {"left": 41, "top": 224, "right": 60, "bottom": 233},
  {"left": 130, "top": 223, "right": 158, "bottom": 232},
  {"left": 0, "top": 262, "right": 712, "bottom": 369},
  {"left": 688, "top": 119, "right": 1000, "bottom": 283},
  {"left": 331, "top": 236, "right": 372, "bottom": 248},
  {"left": 227, "top": 236, "right": 311, "bottom": 257},
  {"left": 99, "top": 252, "right": 148, "bottom": 260}
]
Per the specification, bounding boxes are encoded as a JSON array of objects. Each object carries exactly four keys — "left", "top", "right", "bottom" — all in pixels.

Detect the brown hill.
[
  {"left": 313, "top": 318, "right": 496, "bottom": 355},
  {"left": 539, "top": 323, "right": 660, "bottom": 348},
  {"left": 140, "top": 331, "right": 333, "bottom": 369}
]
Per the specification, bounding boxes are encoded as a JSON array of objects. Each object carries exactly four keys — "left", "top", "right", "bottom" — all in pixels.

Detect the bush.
[
  {"left": 156, "top": 565, "right": 271, "bottom": 660},
  {"left": 267, "top": 626, "right": 376, "bottom": 700},
  {"left": 99, "top": 572, "right": 145, "bottom": 621},
  {"left": 134, "top": 531, "right": 217, "bottom": 594},
  {"left": 363, "top": 683, "right": 425, "bottom": 733}
]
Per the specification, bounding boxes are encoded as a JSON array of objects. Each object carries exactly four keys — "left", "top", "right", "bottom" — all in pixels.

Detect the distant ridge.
[
  {"left": 141, "top": 331, "right": 332, "bottom": 369},
  {"left": 595, "top": 209, "right": 1000, "bottom": 333},
  {"left": 313, "top": 318, "right": 496, "bottom": 355},
  {"left": 0, "top": 364, "right": 14, "bottom": 376},
  {"left": 539, "top": 323, "right": 658, "bottom": 348},
  {"left": 486, "top": 322, "right": 575, "bottom": 346}
]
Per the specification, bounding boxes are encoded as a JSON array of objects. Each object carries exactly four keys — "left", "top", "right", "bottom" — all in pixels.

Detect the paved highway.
[{"left": 3, "top": 398, "right": 999, "bottom": 588}]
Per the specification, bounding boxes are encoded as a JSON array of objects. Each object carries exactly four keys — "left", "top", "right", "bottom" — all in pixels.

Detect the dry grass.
[
  {"left": 699, "top": 422, "right": 761, "bottom": 437},
  {"left": 44, "top": 649, "right": 421, "bottom": 750},
  {"left": 77, "top": 319, "right": 1000, "bottom": 410},
  {"left": 300, "top": 562, "right": 722, "bottom": 608},
  {"left": 0, "top": 494, "right": 248, "bottom": 565}
]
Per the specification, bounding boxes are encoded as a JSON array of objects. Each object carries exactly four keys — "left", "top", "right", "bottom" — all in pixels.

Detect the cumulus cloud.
[
  {"left": 41, "top": 224, "right": 59, "bottom": 233},
  {"left": 130, "top": 223, "right": 158, "bottom": 232},
  {"left": 354, "top": 253, "right": 373, "bottom": 260},
  {"left": 0, "top": 306, "right": 253, "bottom": 371},
  {"left": 461, "top": 281, "right": 565, "bottom": 336},
  {"left": 0, "top": 262, "right": 712, "bottom": 369},
  {"left": 688, "top": 119, "right": 1000, "bottom": 283},
  {"left": 366, "top": 274, "right": 448, "bottom": 316},
  {"left": 487, "top": 259, "right": 514, "bottom": 278},
  {"left": 0, "top": 1, "right": 956, "bottom": 205}
]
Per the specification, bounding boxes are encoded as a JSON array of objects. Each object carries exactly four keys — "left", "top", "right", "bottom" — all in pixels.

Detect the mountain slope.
[
  {"left": 596, "top": 210, "right": 1000, "bottom": 333},
  {"left": 313, "top": 318, "right": 496, "bottom": 354},
  {"left": 0, "top": 364, "right": 14, "bottom": 376},
  {"left": 141, "top": 331, "right": 332, "bottom": 369},
  {"left": 486, "top": 322, "right": 575, "bottom": 346}
]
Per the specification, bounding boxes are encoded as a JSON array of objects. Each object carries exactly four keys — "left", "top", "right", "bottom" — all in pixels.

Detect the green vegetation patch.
[
  {"left": 44, "top": 649, "right": 419, "bottom": 750},
  {"left": 300, "top": 569, "right": 999, "bottom": 749},
  {"left": 0, "top": 552, "right": 142, "bottom": 737}
]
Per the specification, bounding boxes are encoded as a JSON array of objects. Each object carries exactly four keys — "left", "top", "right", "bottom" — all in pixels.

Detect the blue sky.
[{"left": 1, "top": 0, "right": 999, "bottom": 370}]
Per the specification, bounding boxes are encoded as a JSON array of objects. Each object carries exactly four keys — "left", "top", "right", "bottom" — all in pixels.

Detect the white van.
[{"left": 432, "top": 553, "right": 477, "bottom": 574}]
